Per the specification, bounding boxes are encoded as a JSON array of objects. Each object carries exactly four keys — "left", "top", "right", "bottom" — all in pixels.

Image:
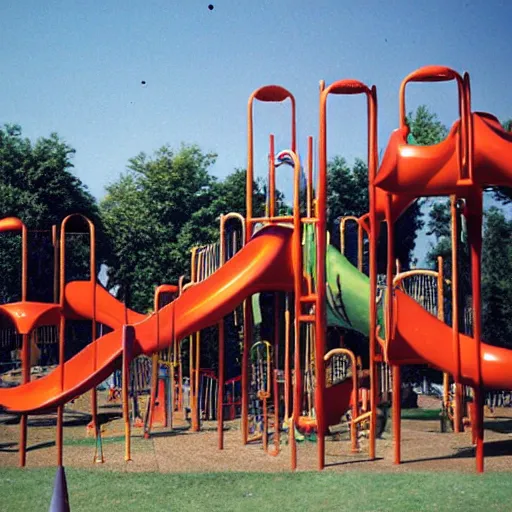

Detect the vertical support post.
[
  {"left": 246, "top": 84, "right": 296, "bottom": 454},
  {"left": 177, "top": 341, "right": 183, "bottom": 412},
  {"left": 450, "top": 196, "right": 463, "bottom": 433},
  {"left": 290, "top": 148, "right": 303, "bottom": 471},
  {"left": 18, "top": 224, "right": 28, "bottom": 467},
  {"left": 218, "top": 319, "right": 225, "bottom": 449},
  {"left": 437, "top": 256, "right": 449, "bottom": 409},
  {"left": 56, "top": 313, "right": 65, "bottom": 466},
  {"left": 146, "top": 352, "right": 159, "bottom": 438},
  {"left": 385, "top": 193, "right": 400, "bottom": 465},
  {"left": 58, "top": 215, "right": 99, "bottom": 464},
  {"left": 284, "top": 294, "right": 291, "bottom": 422},
  {"left": 189, "top": 334, "right": 195, "bottom": 424},
  {"left": 89, "top": 223, "right": 100, "bottom": 462},
  {"left": 195, "top": 331, "right": 200, "bottom": 428},
  {"left": 466, "top": 190, "right": 484, "bottom": 472},
  {"left": 290, "top": 298, "right": 300, "bottom": 471},
  {"left": 318, "top": 79, "right": 378, "bottom": 466},
  {"left": 52, "top": 225, "right": 59, "bottom": 303},
  {"left": 392, "top": 365, "right": 401, "bottom": 464},
  {"left": 367, "top": 86, "right": 379, "bottom": 461},
  {"left": 268, "top": 135, "right": 276, "bottom": 218},
  {"left": 242, "top": 300, "right": 252, "bottom": 444},
  {"left": 272, "top": 293, "right": 280, "bottom": 453},
  {"left": 350, "top": 357, "right": 359, "bottom": 453},
  {"left": 218, "top": 214, "right": 227, "bottom": 450},
  {"left": 306, "top": 136, "right": 313, "bottom": 218},
  {"left": 122, "top": 325, "right": 135, "bottom": 462},
  {"left": 19, "top": 334, "right": 29, "bottom": 467},
  {"left": 357, "top": 222, "right": 364, "bottom": 272},
  {"left": 315, "top": 85, "right": 330, "bottom": 472}
]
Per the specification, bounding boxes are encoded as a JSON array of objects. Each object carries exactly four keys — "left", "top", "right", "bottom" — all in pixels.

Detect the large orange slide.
[
  {"left": 0, "top": 225, "right": 293, "bottom": 413},
  {"left": 1, "top": 223, "right": 512, "bottom": 414}
]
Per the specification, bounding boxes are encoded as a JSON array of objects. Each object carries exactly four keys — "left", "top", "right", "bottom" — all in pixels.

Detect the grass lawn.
[
  {"left": 1, "top": 467, "right": 511, "bottom": 512},
  {"left": 401, "top": 408, "right": 442, "bottom": 421}
]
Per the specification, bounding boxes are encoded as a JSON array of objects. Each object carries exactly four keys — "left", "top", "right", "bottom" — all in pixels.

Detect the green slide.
[
  {"left": 303, "top": 224, "right": 374, "bottom": 337},
  {"left": 251, "top": 224, "right": 377, "bottom": 338}
]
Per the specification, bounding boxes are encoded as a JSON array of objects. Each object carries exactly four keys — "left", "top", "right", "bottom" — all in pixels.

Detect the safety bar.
[
  {"left": 399, "top": 65, "right": 472, "bottom": 183},
  {"left": 320, "top": 77, "right": 378, "bottom": 461},
  {"left": 246, "top": 85, "right": 296, "bottom": 238},
  {"left": 0, "top": 217, "right": 27, "bottom": 301}
]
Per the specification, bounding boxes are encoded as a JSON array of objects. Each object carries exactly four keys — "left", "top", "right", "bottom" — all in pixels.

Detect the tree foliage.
[
  {"left": 100, "top": 145, "right": 269, "bottom": 312},
  {"left": 0, "top": 124, "right": 105, "bottom": 304},
  {"left": 481, "top": 208, "right": 512, "bottom": 347},
  {"left": 489, "top": 118, "right": 512, "bottom": 205},
  {"left": 327, "top": 156, "right": 424, "bottom": 271},
  {"left": 406, "top": 105, "right": 448, "bottom": 145}
]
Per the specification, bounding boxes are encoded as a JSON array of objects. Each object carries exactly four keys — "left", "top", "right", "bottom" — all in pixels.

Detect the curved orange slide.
[
  {"left": 374, "top": 113, "right": 512, "bottom": 198},
  {"left": 0, "top": 225, "right": 294, "bottom": 413},
  {"left": 387, "top": 290, "right": 512, "bottom": 390},
  {"left": 2, "top": 223, "right": 511, "bottom": 414},
  {"left": 64, "top": 281, "right": 147, "bottom": 329}
]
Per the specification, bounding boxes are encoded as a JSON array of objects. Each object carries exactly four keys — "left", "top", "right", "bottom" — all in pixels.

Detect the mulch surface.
[{"left": 2, "top": 391, "right": 512, "bottom": 473}]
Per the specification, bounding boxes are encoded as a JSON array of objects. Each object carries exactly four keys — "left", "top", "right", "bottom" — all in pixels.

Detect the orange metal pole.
[
  {"left": 147, "top": 285, "right": 177, "bottom": 438},
  {"left": 193, "top": 331, "right": 200, "bottom": 432},
  {"left": 218, "top": 215, "right": 226, "bottom": 450},
  {"left": 450, "top": 196, "right": 463, "bottom": 433},
  {"left": 246, "top": 85, "right": 296, "bottom": 452},
  {"left": 242, "top": 300, "right": 251, "bottom": 444},
  {"left": 52, "top": 225, "right": 58, "bottom": 304},
  {"left": 19, "top": 333, "right": 29, "bottom": 467},
  {"left": 218, "top": 319, "right": 225, "bottom": 449},
  {"left": 272, "top": 293, "right": 280, "bottom": 454},
  {"left": 122, "top": 325, "right": 134, "bottom": 461},
  {"left": 357, "top": 223, "right": 364, "bottom": 273},
  {"left": 19, "top": 224, "right": 28, "bottom": 467},
  {"left": 324, "top": 349, "right": 359, "bottom": 453},
  {"left": 58, "top": 215, "right": 100, "bottom": 463},
  {"left": 269, "top": 135, "right": 276, "bottom": 218},
  {"left": 89, "top": 222, "right": 100, "bottom": 461},
  {"left": 307, "top": 136, "right": 313, "bottom": 218},
  {"left": 284, "top": 294, "right": 291, "bottom": 422},
  {"left": 189, "top": 334, "right": 195, "bottom": 424},
  {"left": 319, "top": 79, "right": 377, "bottom": 465},
  {"left": 178, "top": 340, "right": 183, "bottom": 412},
  {"left": 399, "top": 66, "right": 467, "bottom": 181},
  {"left": 316, "top": 94, "right": 328, "bottom": 471},
  {"left": 384, "top": 193, "right": 401, "bottom": 465},
  {"left": 368, "top": 86, "right": 379, "bottom": 461},
  {"left": 437, "top": 256, "right": 450, "bottom": 410},
  {"left": 57, "top": 220, "right": 68, "bottom": 466},
  {"left": 466, "top": 190, "right": 484, "bottom": 472}
]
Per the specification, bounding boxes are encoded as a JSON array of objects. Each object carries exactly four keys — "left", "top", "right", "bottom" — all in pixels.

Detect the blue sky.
[{"left": 1, "top": 0, "right": 511, "bottom": 264}]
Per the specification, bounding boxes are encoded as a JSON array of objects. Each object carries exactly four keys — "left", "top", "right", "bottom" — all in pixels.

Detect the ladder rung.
[
  {"left": 299, "top": 314, "right": 315, "bottom": 323},
  {"left": 300, "top": 294, "right": 317, "bottom": 303}
]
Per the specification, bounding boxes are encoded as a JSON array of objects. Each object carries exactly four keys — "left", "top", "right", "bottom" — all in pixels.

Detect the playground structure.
[{"left": 0, "top": 65, "right": 511, "bottom": 474}]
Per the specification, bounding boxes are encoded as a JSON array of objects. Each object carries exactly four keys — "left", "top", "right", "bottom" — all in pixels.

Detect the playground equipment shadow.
[
  {"left": 2, "top": 391, "right": 512, "bottom": 473},
  {"left": 2, "top": 414, "right": 512, "bottom": 473}
]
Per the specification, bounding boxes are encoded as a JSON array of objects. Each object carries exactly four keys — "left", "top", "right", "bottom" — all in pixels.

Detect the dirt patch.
[{"left": 2, "top": 391, "right": 512, "bottom": 473}]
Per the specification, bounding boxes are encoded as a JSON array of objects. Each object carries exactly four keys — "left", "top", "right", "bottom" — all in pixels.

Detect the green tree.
[
  {"left": 100, "top": 147, "right": 269, "bottom": 312},
  {"left": 489, "top": 118, "right": 512, "bottom": 205},
  {"left": 406, "top": 105, "right": 448, "bottom": 145},
  {"left": 327, "top": 163, "right": 423, "bottom": 272},
  {"left": 0, "top": 124, "right": 106, "bottom": 304},
  {"left": 481, "top": 208, "right": 512, "bottom": 347}
]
